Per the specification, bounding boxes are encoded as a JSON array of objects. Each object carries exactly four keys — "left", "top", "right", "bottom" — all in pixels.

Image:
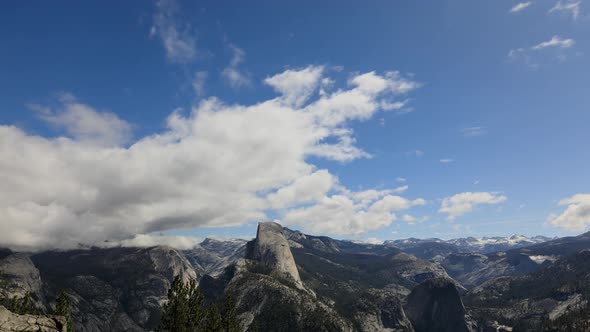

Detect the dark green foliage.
[
  {"left": 157, "top": 276, "right": 205, "bottom": 332},
  {"left": 204, "top": 303, "right": 223, "bottom": 331},
  {"left": 54, "top": 290, "right": 74, "bottom": 332},
  {"left": 157, "top": 275, "right": 239, "bottom": 332},
  {"left": 222, "top": 294, "right": 241, "bottom": 332},
  {"left": 4, "top": 292, "right": 37, "bottom": 315}
]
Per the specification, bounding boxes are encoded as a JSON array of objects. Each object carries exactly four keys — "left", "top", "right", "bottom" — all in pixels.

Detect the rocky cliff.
[
  {"left": 0, "top": 252, "right": 46, "bottom": 310},
  {"left": 30, "top": 246, "right": 197, "bottom": 332},
  {"left": 405, "top": 277, "right": 474, "bottom": 332},
  {"left": 0, "top": 305, "right": 66, "bottom": 332},
  {"left": 250, "top": 222, "right": 302, "bottom": 286}
]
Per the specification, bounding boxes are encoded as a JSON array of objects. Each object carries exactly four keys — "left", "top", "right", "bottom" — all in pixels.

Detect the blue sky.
[{"left": 0, "top": 1, "right": 589, "bottom": 249}]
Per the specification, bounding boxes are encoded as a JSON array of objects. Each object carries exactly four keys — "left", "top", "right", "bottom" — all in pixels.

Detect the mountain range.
[{"left": 0, "top": 225, "right": 588, "bottom": 331}]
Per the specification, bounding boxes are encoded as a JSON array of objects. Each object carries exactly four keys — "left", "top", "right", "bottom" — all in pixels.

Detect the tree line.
[
  {"left": 1, "top": 290, "right": 73, "bottom": 332},
  {"left": 1, "top": 276, "right": 237, "bottom": 332},
  {"left": 157, "top": 275, "right": 241, "bottom": 332}
]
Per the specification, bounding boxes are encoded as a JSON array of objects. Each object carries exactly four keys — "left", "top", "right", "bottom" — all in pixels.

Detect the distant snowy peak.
[{"left": 386, "top": 235, "right": 553, "bottom": 254}]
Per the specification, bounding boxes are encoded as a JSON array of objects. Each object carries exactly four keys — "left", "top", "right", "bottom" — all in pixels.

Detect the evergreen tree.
[
  {"left": 222, "top": 294, "right": 241, "bottom": 332},
  {"left": 157, "top": 275, "right": 240, "bottom": 332},
  {"left": 157, "top": 276, "right": 205, "bottom": 332},
  {"left": 8, "top": 292, "right": 37, "bottom": 315},
  {"left": 55, "top": 291, "right": 74, "bottom": 332},
  {"left": 186, "top": 279, "right": 205, "bottom": 329},
  {"left": 204, "top": 303, "right": 223, "bottom": 332}
]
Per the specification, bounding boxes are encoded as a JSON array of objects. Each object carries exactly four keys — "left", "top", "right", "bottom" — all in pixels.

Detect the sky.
[{"left": 0, "top": 0, "right": 589, "bottom": 250}]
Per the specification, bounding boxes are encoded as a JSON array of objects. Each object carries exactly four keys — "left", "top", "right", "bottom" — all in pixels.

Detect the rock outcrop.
[
  {"left": 0, "top": 253, "right": 45, "bottom": 310},
  {"left": 250, "top": 222, "right": 302, "bottom": 286},
  {"left": 405, "top": 277, "right": 474, "bottom": 332},
  {"left": 0, "top": 306, "right": 66, "bottom": 331},
  {"left": 30, "top": 246, "right": 197, "bottom": 332}
]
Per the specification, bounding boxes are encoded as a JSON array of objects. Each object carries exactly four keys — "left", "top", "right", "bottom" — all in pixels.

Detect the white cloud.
[
  {"left": 264, "top": 66, "right": 324, "bottom": 107},
  {"left": 364, "top": 237, "right": 383, "bottom": 245},
  {"left": 461, "top": 126, "right": 486, "bottom": 137},
  {"left": 439, "top": 158, "right": 454, "bottom": 164},
  {"left": 151, "top": 0, "right": 197, "bottom": 64},
  {"left": 222, "top": 44, "right": 251, "bottom": 88},
  {"left": 0, "top": 67, "right": 420, "bottom": 250},
  {"left": 549, "top": 1, "right": 581, "bottom": 20},
  {"left": 510, "top": 2, "right": 532, "bottom": 13},
  {"left": 532, "top": 35, "right": 575, "bottom": 50},
  {"left": 549, "top": 194, "right": 590, "bottom": 230},
  {"left": 29, "top": 93, "right": 132, "bottom": 147},
  {"left": 282, "top": 192, "right": 425, "bottom": 236},
  {"left": 509, "top": 35, "right": 576, "bottom": 67},
  {"left": 267, "top": 170, "right": 335, "bottom": 209},
  {"left": 396, "top": 177, "right": 407, "bottom": 182},
  {"left": 439, "top": 192, "right": 507, "bottom": 220},
  {"left": 192, "top": 71, "right": 208, "bottom": 97},
  {"left": 105, "top": 234, "right": 202, "bottom": 250},
  {"left": 392, "top": 185, "right": 409, "bottom": 194}
]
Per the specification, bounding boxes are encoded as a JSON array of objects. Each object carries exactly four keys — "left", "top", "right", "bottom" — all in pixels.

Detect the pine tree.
[
  {"left": 222, "top": 293, "right": 241, "bottom": 332},
  {"left": 8, "top": 292, "right": 37, "bottom": 315},
  {"left": 55, "top": 291, "right": 74, "bottom": 332},
  {"left": 204, "top": 303, "right": 223, "bottom": 332},
  {"left": 186, "top": 279, "right": 205, "bottom": 329},
  {"left": 157, "top": 276, "right": 205, "bottom": 332}
]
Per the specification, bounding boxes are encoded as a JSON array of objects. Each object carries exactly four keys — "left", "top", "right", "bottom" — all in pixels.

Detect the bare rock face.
[
  {"left": 0, "top": 253, "right": 42, "bottom": 298},
  {"left": 30, "top": 246, "right": 197, "bottom": 332},
  {"left": 0, "top": 306, "right": 66, "bottom": 331},
  {"left": 251, "top": 222, "right": 302, "bottom": 286},
  {"left": 405, "top": 277, "right": 474, "bottom": 332},
  {"left": 0, "top": 253, "right": 45, "bottom": 309}
]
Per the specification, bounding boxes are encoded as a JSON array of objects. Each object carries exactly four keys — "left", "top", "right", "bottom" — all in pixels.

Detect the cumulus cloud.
[
  {"left": 549, "top": 1, "right": 581, "bottom": 20},
  {"left": 222, "top": 45, "right": 251, "bottom": 88},
  {"left": 28, "top": 93, "right": 132, "bottom": 147},
  {"left": 0, "top": 67, "right": 421, "bottom": 250},
  {"left": 549, "top": 194, "right": 590, "bottom": 231},
  {"left": 510, "top": 2, "right": 532, "bottom": 13},
  {"left": 282, "top": 192, "right": 425, "bottom": 236},
  {"left": 439, "top": 192, "right": 507, "bottom": 220},
  {"left": 150, "top": 0, "right": 197, "bottom": 64},
  {"left": 264, "top": 66, "right": 324, "bottom": 107},
  {"left": 267, "top": 170, "right": 335, "bottom": 209}
]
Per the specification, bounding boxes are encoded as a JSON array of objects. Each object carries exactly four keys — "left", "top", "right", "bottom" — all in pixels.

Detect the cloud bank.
[
  {"left": 549, "top": 194, "right": 590, "bottom": 231},
  {"left": 0, "top": 66, "right": 422, "bottom": 250}
]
